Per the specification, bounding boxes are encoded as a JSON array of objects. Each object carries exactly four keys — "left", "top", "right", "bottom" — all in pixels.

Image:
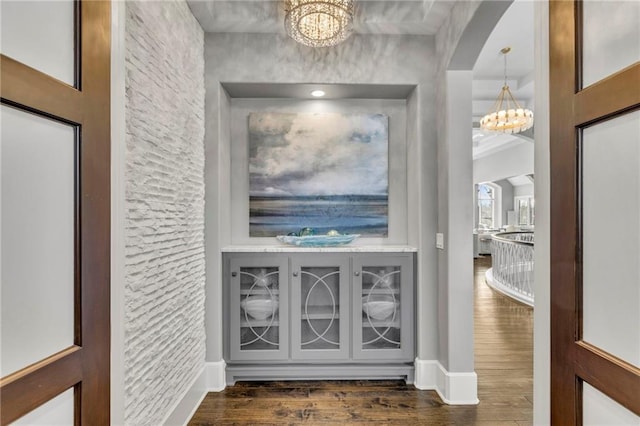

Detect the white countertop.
[{"left": 221, "top": 245, "right": 418, "bottom": 253}]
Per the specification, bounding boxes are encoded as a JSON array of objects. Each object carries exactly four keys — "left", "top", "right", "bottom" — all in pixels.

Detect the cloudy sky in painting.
[{"left": 249, "top": 112, "right": 388, "bottom": 197}]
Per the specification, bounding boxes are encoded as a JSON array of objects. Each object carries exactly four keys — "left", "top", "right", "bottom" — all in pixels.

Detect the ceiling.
[
  {"left": 472, "top": 0, "right": 534, "bottom": 159},
  {"left": 188, "top": 0, "right": 535, "bottom": 160},
  {"left": 507, "top": 174, "right": 534, "bottom": 186},
  {"left": 188, "top": 0, "right": 456, "bottom": 36}
]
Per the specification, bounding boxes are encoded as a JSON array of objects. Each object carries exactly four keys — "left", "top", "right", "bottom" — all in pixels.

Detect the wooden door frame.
[
  {"left": 549, "top": 0, "right": 640, "bottom": 423},
  {"left": 0, "top": 1, "right": 111, "bottom": 424}
]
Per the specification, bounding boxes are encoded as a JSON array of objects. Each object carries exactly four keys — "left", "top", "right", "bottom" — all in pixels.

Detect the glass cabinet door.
[
  {"left": 229, "top": 257, "right": 288, "bottom": 361},
  {"left": 291, "top": 256, "right": 349, "bottom": 360},
  {"left": 353, "top": 255, "right": 413, "bottom": 361}
]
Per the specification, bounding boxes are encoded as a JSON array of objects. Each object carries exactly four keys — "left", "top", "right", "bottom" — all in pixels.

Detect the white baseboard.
[
  {"left": 206, "top": 360, "right": 227, "bottom": 392},
  {"left": 413, "top": 358, "right": 478, "bottom": 405},
  {"left": 163, "top": 367, "right": 207, "bottom": 426},
  {"left": 163, "top": 361, "right": 227, "bottom": 426},
  {"left": 413, "top": 358, "right": 439, "bottom": 390}
]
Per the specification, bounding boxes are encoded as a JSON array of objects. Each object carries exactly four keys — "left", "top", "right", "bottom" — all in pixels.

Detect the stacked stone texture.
[{"left": 124, "top": 1, "right": 205, "bottom": 424}]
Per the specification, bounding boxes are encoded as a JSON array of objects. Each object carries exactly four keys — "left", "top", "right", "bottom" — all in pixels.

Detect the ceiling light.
[
  {"left": 284, "top": 0, "right": 354, "bottom": 48},
  {"left": 480, "top": 47, "right": 534, "bottom": 134},
  {"left": 311, "top": 90, "right": 326, "bottom": 97}
]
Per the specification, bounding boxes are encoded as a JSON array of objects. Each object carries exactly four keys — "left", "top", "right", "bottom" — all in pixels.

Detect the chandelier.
[
  {"left": 480, "top": 47, "right": 534, "bottom": 134},
  {"left": 284, "top": 0, "right": 354, "bottom": 48}
]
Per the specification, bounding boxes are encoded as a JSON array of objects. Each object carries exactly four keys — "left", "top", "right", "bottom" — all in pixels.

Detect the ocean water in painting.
[
  {"left": 250, "top": 195, "right": 388, "bottom": 237},
  {"left": 249, "top": 112, "right": 389, "bottom": 237}
]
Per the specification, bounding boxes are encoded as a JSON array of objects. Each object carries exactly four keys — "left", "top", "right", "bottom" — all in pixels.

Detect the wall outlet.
[{"left": 436, "top": 233, "right": 444, "bottom": 249}]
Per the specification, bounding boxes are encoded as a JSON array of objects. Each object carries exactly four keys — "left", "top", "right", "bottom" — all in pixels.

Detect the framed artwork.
[{"left": 249, "top": 112, "right": 389, "bottom": 237}]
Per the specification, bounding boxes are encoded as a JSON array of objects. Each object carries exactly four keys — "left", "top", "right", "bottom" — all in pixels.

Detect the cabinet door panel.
[
  {"left": 291, "top": 256, "right": 349, "bottom": 360},
  {"left": 353, "top": 255, "right": 414, "bottom": 361},
  {"left": 229, "top": 257, "right": 289, "bottom": 361}
]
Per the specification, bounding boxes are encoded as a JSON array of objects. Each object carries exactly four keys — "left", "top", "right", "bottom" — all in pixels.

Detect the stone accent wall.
[{"left": 124, "top": 1, "right": 205, "bottom": 424}]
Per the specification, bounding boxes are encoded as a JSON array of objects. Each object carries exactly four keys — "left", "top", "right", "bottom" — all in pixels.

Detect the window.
[
  {"left": 477, "top": 184, "right": 495, "bottom": 229},
  {"left": 515, "top": 196, "right": 535, "bottom": 226}
]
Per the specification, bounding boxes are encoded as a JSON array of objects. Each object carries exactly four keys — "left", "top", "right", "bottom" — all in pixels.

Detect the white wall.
[
  {"left": 473, "top": 142, "right": 534, "bottom": 184},
  {"left": 514, "top": 183, "right": 534, "bottom": 198},
  {"left": 495, "top": 179, "right": 514, "bottom": 227},
  {"left": 533, "top": 1, "right": 550, "bottom": 423},
  {"left": 123, "top": 2, "right": 206, "bottom": 424},
  {"left": 204, "top": 33, "right": 439, "bottom": 365}
]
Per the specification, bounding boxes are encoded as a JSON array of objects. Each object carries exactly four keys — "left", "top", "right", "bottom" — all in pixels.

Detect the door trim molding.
[{"left": 110, "top": 0, "right": 127, "bottom": 423}]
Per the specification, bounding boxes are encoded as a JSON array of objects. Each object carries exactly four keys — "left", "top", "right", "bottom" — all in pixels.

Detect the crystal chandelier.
[
  {"left": 284, "top": 0, "right": 354, "bottom": 48},
  {"left": 480, "top": 47, "right": 534, "bottom": 134}
]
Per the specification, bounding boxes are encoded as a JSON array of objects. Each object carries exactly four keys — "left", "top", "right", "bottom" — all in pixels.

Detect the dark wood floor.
[{"left": 189, "top": 257, "right": 533, "bottom": 425}]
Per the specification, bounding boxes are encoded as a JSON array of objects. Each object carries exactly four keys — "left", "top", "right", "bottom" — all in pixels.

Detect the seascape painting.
[{"left": 249, "top": 112, "right": 389, "bottom": 237}]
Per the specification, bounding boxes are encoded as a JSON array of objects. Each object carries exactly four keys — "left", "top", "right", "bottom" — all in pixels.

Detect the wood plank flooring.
[{"left": 189, "top": 256, "right": 533, "bottom": 425}]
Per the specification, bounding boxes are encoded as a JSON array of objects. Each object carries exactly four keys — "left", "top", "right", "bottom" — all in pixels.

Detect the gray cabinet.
[
  {"left": 228, "top": 256, "right": 288, "bottom": 361},
  {"left": 291, "top": 255, "right": 350, "bottom": 360},
  {"left": 224, "top": 251, "right": 415, "bottom": 383},
  {"left": 353, "top": 254, "right": 413, "bottom": 361}
]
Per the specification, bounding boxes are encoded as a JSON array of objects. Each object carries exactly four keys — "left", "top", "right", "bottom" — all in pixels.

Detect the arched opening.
[{"left": 437, "top": 0, "right": 534, "bottom": 416}]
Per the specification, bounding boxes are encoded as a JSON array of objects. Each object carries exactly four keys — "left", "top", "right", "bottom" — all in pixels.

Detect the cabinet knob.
[
  {"left": 231, "top": 271, "right": 237, "bottom": 277},
  {"left": 293, "top": 271, "right": 299, "bottom": 277},
  {"left": 354, "top": 271, "right": 360, "bottom": 277}
]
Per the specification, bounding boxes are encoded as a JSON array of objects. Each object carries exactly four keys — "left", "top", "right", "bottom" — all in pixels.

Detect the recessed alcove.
[
  {"left": 214, "top": 81, "right": 420, "bottom": 248},
  {"left": 199, "top": 27, "right": 445, "bottom": 404},
  {"left": 206, "top": 67, "right": 437, "bottom": 371}
]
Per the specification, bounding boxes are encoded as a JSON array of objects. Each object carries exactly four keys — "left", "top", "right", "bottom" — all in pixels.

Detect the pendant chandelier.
[
  {"left": 284, "top": 0, "right": 354, "bottom": 48},
  {"left": 480, "top": 47, "right": 534, "bottom": 134}
]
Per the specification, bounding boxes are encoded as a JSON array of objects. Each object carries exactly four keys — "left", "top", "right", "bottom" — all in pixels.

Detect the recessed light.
[{"left": 311, "top": 90, "right": 325, "bottom": 97}]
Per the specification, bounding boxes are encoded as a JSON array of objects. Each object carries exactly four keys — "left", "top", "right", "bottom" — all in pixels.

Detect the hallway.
[
  {"left": 188, "top": 257, "right": 533, "bottom": 425},
  {"left": 473, "top": 256, "right": 533, "bottom": 424}
]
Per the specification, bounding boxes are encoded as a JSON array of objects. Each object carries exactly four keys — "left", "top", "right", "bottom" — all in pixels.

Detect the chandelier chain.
[
  {"left": 503, "top": 51, "right": 508, "bottom": 87},
  {"left": 479, "top": 46, "right": 534, "bottom": 134}
]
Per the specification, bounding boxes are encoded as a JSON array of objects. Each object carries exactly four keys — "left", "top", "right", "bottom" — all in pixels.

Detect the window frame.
[{"left": 477, "top": 182, "right": 500, "bottom": 229}]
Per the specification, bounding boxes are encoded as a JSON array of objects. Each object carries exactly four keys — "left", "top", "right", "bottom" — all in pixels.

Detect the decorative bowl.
[
  {"left": 252, "top": 270, "right": 272, "bottom": 287},
  {"left": 362, "top": 295, "right": 398, "bottom": 321},
  {"left": 372, "top": 270, "right": 395, "bottom": 288},
  {"left": 276, "top": 234, "right": 360, "bottom": 247},
  {"left": 241, "top": 297, "right": 279, "bottom": 320},
  {"left": 254, "top": 277, "right": 270, "bottom": 287}
]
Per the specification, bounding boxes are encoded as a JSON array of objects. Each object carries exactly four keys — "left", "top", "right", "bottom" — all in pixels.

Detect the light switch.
[{"left": 436, "top": 233, "right": 444, "bottom": 249}]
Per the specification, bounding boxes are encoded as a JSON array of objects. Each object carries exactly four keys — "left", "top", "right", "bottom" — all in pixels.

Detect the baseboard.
[
  {"left": 163, "top": 367, "right": 207, "bottom": 426},
  {"left": 206, "top": 360, "right": 227, "bottom": 391},
  {"left": 226, "top": 363, "right": 413, "bottom": 386},
  {"left": 413, "top": 358, "right": 439, "bottom": 390},
  {"left": 162, "top": 361, "right": 226, "bottom": 426},
  {"left": 413, "top": 358, "right": 478, "bottom": 405}
]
